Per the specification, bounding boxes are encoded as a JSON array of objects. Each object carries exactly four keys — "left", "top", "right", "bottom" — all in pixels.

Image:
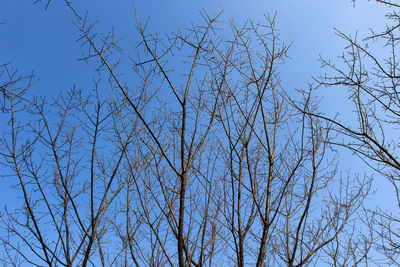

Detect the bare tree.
[
  {"left": 0, "top": 2, "right": 372, "bottom": 266},
  {"left": 201, "top": 17, "right": 371, "bottom": 266},
  {"left": 312, "top": 1, "right": 400, "bottom": 265},
  {"left": 0, "top": 60, "right": 152, "bottom": 266}
]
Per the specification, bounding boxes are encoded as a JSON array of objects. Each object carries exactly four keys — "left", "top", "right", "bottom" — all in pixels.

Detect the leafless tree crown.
[{"left": 0, "top": 2, "right": 379, "bottom": 266}]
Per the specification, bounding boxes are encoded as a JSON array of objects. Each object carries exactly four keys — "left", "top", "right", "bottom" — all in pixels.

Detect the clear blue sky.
[
  {"left": 0, "top": 0, "right": 389, "bottom": 95},
  {"left": 0, "top": 0, "right": 392, "bottom": 205},
  {"left": 0, "top": 0, "right": 395, "bottom": 264}
]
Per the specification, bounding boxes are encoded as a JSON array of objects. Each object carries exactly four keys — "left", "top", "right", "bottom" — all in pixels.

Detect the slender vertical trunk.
[
  {"left": 178, "top": 103, "right": 187, "bottom": 267},
  {"left": 178, "top": 172, "right": 187, "bottom": 267},
  {"left": 256, "top": 162, "right": 274, "bottom": 267},
  {"left": 237, "top": 156, "right": 244, "bottom": 267}
]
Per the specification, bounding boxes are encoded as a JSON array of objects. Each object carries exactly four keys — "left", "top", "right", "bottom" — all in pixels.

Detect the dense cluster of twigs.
[{"left": 1, "top": 1, "right": 399, "bottom": 266}]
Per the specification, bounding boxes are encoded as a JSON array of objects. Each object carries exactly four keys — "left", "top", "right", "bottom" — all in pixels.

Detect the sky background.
[{"left": 0, "top": 0, "right": 396, "bottom": 250}]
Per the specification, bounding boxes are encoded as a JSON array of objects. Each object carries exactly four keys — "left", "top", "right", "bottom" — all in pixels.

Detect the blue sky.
[
  {"left": 1, "top": 0, "right": 391, "bottom": 200},
  {"left": 0, "top": 0, "right": 390, "bottom": 115},
  {"left": 0, "top": 0, "right": 389, "bottom": 90},
  {"left": 0, "top": 0, "right": 389, "bottom": 93},
  {"left": 0, "top": 0, "right": 396, "bottom": 264}
]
